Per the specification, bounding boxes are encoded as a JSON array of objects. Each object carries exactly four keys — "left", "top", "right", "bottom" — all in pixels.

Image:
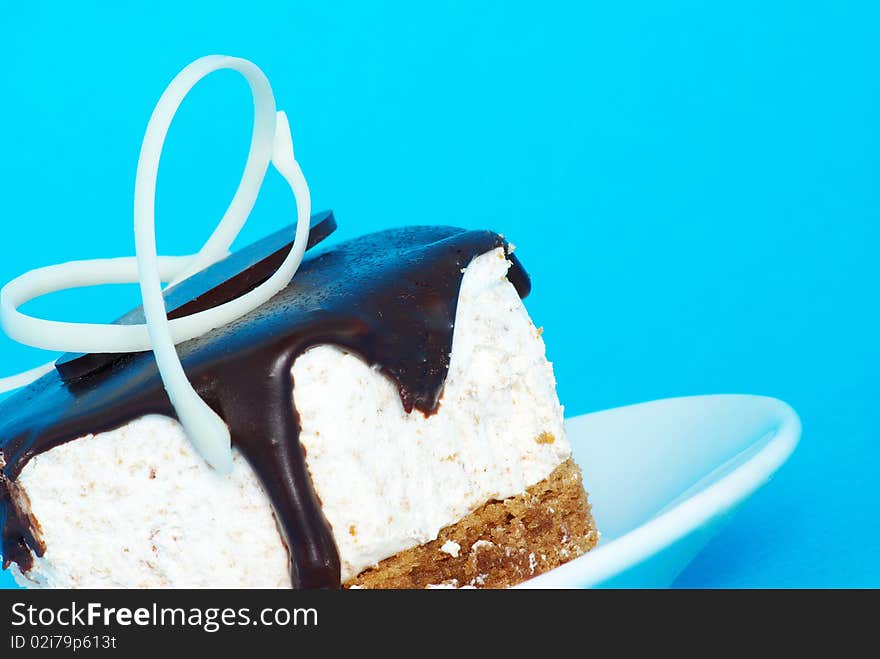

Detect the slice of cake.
[{"left": 0, "top": 224, "right": 597, "bottom": 589}]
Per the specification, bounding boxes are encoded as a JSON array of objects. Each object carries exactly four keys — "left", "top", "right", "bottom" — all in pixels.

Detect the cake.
[
  {"left": 0, "top": 56, "right": 598, "bottom": 590},
  {"left": 0, "top": 220, "right": 598, "bottom": 588}
]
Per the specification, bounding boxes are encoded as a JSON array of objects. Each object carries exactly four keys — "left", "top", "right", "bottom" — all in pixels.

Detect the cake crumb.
[
  {"left": 426, "top": 579, "right": 459, "bottom": 589},
  {"left": 440, "top": 540, "right": 461, "bottom": 557},
  {"left": 471, "top": 540, "right": 494, "bottom": 552},
  {"left": 349, "top": 525, "right": 357, "bottom": 537},
  {"left": 535, "top": 432, "right": 555, "bottom": 445}
]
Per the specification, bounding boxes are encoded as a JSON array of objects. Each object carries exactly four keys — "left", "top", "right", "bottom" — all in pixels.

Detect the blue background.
[{"left": 1, "top": 2, "right": 876, "bottom": 588}]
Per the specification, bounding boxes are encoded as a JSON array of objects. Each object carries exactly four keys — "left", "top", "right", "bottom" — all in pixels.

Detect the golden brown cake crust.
[{"left": 346, "top": 458, "right": 598, "bottom": 589}]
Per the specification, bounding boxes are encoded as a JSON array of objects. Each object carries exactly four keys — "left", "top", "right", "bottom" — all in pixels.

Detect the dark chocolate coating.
[
  {"left": 55, "top": 210, "right": 338, "bottom": 381},
  {"left": 0, "top": 224, "right": 529, "bottom": 587}
]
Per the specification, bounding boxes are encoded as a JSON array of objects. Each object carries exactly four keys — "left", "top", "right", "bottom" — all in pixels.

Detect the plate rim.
[{"left": 515, "top": 394, "right": 802, "bottom": 589}]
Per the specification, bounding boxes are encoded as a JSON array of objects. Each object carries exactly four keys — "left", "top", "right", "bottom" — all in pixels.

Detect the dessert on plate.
[{"left": 0, "top": 56, "right": 598, "bottom": 589}]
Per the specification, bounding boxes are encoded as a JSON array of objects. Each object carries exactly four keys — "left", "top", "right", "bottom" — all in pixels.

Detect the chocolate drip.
[
  {"left": 0, "top": 473, "right": 45, "bottom": 572},
  {"left": 0, "top": 225, "right": 529, "bottom": 588}
]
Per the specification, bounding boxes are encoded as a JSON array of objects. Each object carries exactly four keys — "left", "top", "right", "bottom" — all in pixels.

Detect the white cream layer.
[{"left": 11, "top": 248, "right": 569, "bottom": 588}]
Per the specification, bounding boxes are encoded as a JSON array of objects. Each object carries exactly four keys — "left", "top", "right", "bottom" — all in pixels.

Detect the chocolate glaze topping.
[
  {"left": 55, "top": 210, "right": 339, "bottom": 381},
  {"left": 0, "top": 222, "right": 529, "bottom": 588}
]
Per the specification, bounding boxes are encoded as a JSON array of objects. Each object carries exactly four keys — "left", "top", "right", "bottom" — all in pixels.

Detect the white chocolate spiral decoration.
[{"left": 0, "top": 55, "right": 312, "bottom": 473}]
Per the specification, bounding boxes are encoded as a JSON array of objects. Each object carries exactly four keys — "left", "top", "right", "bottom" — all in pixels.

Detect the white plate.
[{"left": 516, "top": 394, "right": 801, "bottom": 588}]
